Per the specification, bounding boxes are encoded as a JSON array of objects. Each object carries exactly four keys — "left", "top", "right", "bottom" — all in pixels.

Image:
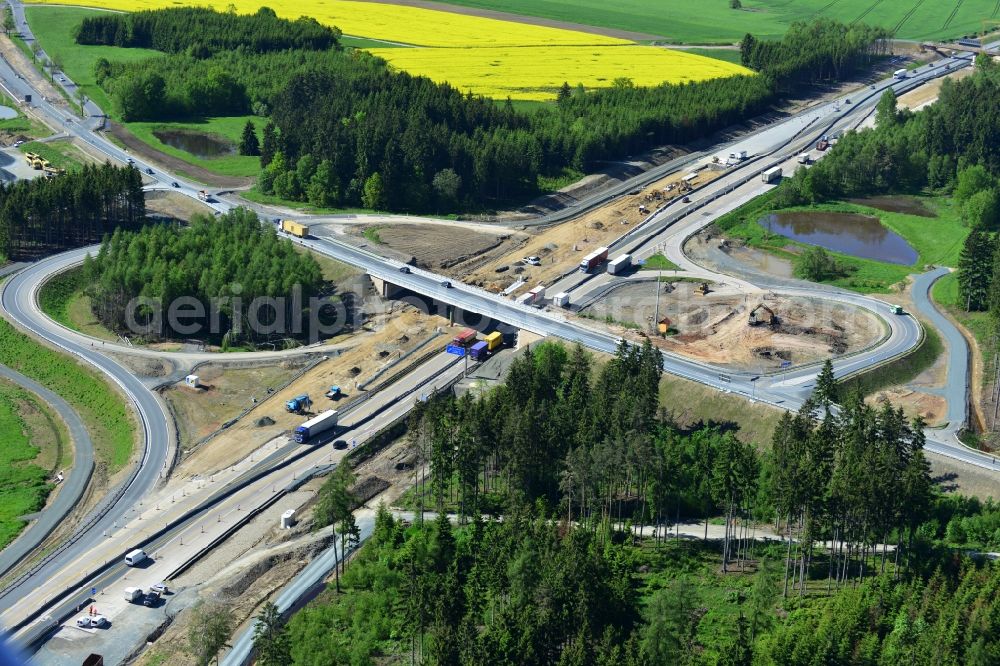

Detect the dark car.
[
  {"left": 333, "top": 440, "right": 348, "bottom": 450},
  {"left": 143, "top": 591, "right": 160, "bottom": 607},
  {"left": 171, "top": 181, "right": 180, "bottom": 188},
  {"left": 440, "top": 280, "right": 451, "bottom": 288},
  {"left": 146, "top": 168, "right": 154, "bottom": 175},
  {"left": 682, "top": 196, "right": 691, "bottom": 203},
  {"left": 399, "top": 266, "right": 411, "bottom": 274}
]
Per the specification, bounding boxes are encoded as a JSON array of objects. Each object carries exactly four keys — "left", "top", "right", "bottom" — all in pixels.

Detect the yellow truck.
[
  {"left": 485, "top": 331, "right": 503, "bottom": 352},
  {"left": 280, "top": 220, "right": 310, "bottom": 238}
]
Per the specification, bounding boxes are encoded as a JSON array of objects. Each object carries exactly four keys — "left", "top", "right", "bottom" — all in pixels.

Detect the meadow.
[
  {"left": 0, "top": 311, "right": 134, "bottom": 474},
  {"left": 0, "top": 380, "right": 64, "bottom": 551},
  {"left": 435, "top": 0, "right": 1000, "bottom": 43},
  {"left": 26, "top": 0, "right": 750, "bottom": 101},
  {"left": 716, "top": 194, "right": 969, "bottom": 294}
]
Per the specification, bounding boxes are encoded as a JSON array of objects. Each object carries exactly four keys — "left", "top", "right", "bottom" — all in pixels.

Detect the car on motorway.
[
  {"left": 399, "top": 266, "right": 410, "bottom": 274},
  {"left": 441, "top": 280, "right": 451, "bottom": 288},
  {"left": 124, "top": 548, "right": 147, "bottom": 566},
  {"left": 146, "top": 168, "right": 154, "bottom": 175},
  {"left": 682, "top": 196, "right": 691, "bottom": 203},
  {"left": 522, "top": 256, "right": 541, "bottom": 266},
  {"left": 171, "top": 181, "right": 180, "bottom": 188},
  {"left": 333, "top": 439, "right": 348, "bottom": 450},
  {"left": 845, "top": 98, "right": 851, "bottom": 104}
]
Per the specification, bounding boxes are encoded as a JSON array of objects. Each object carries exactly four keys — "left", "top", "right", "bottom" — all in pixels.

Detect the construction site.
[
  {"left": 347, "top": 164, "right": 720, "bottom": 294},
  {"left": 580, "top": 280, "right": 884, "bottom": 370}
]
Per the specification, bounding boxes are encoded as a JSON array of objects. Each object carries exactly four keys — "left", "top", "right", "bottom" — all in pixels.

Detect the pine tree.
[
  {"left": 260, "top": 120, "right": 278, "bottom": 167},
  {"left": 813, "top": 359, "right": 839, "bottom": 407},
  {"left": 252, "top": 602, "right": 291, "bottom": 666},
  {"left": 238, "top": 119, "right": 259, "bottom": 156},
  {"left": 958, "top": 229, "right": 995, "bottom": 311}
]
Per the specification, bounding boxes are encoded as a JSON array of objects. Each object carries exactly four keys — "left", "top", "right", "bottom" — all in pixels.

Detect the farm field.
[
  {"left": 26, "top": 0, "right": 750, "bottom": 101},
  {"left": 434, "top": 0, "right": 1000, "bottom": 43},
  {"left": 370, "top": 44, "right": 750, "bottom": 100}
]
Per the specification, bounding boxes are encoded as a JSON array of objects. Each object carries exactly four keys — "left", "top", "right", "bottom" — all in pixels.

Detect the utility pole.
[{"left": 653, "top": 268, "right": 662, "bottom": 335}]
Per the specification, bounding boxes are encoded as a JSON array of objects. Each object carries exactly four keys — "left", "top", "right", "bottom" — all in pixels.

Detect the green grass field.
[
  {"left": 0, "top": 379, "right": 66, "bottom": 550},
  {"left": 25, "top": 5, "right": 162, "bottom": 116},
  {"left": 437, "top": 0, "right": 997, "bottom": 43},
  {"left": 123, "top": 116, "right": 264, "bottom": 178},
  {"left": 716, "top": 194, "right": 969, "bottom": 294},
  {"left": 0, "top": 310, "right": 134, "bottom": 473},
  {"left": 18, "top": 139, "right": 87, "bottom": 170}
]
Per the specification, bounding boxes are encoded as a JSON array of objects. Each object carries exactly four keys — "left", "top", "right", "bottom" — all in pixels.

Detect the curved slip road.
[
  {"left": 0, "top": 264, "right": 171, "bottom": 614},
  {"left": 910, "top": 268, "right": 969, "bottom": 434}
]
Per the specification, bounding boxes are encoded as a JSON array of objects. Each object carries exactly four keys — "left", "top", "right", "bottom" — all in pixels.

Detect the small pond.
[
  {"left": 758, "top": 211, "right": 918, "bottom": 265},
  {"left": 0, "top": 106, "right": 17, "bottom": 120},
  {"left": 153, "top": 129, "right": 234, "bottom": 159}
]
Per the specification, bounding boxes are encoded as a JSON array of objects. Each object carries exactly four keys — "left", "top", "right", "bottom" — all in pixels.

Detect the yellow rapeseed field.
[
  {"left": 371, "top": 45, "right": 751, "bottom": 101},
  {"left": 28, "top": 0, "right": 752, "bottom": 99}
]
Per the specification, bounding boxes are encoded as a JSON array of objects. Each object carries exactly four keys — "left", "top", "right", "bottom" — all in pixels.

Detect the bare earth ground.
[
  {"left": 582, "top": 281, "right": 882, "bottom": 370},
  {"left": 355, "top": 0, "right": 668, "bottom": 42},
  {"left": 105, "top": 121, "right": 253, "bottom": 189},
  {"left": 173, "top": 306, "right": 445, "bottom": 477},
  {"left": 896, "top": 67, "right": 973, "bottom": 111},
  {"left": 371, "top": 168, "right": 720, "bottom": 295},
  {"left": 357, "top": 222, "right": 527, "bottom": 273},
  {"left": 162, "top": 362, "right": 310, "bottom": 451},
  {"left": 145, "top": 189, "right": 216, "bottom": 221}
]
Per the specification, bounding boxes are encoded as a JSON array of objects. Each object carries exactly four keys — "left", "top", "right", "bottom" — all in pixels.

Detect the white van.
[
  {"left": 124, "top": 548, "right": 147, "bottom": 567},
  {"left": 123, "top": 586, "right": 143, "bottom": 603}
]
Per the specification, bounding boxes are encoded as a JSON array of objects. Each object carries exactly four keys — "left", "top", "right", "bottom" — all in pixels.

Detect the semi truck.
[
  {"left": 485, "top": 331, "right": 503, "bottom": 351},
  {"left": 761, "top": 167, "right": 782, "bottom": 184},
  {"left": 469, "top": 340, "right": 489, "bottom": 361},
  {"left": 280, "top": 220, "right": 310, "bottom": 238},
  {"left": 607, "top": 254, "right": 632, "bottom": 275},
  {"left": 579, "top": 246, "right": 609, "bottom": 273},
  {"left": 294, "top": 409, "right": 338, "bottom": 443},
  {"left": 446, "top": 328, "right": 478, "bottom": 355},
  {"left": 286, "top": 394, "right": 312, "bottom": 413}
]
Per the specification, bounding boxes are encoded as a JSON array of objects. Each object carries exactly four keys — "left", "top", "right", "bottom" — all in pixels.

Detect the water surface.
[
  {"left": 759, "top": 211, "right": 918, "bottom": 265},
  {"left": 153, "top": 129, "right": 234, "bottom": 159}
]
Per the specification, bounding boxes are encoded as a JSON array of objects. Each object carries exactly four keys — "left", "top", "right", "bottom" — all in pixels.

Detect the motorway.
[
  {"left": 8, "top": 351, "right": 464, "bottom": 657},
  {"left": 0, "top": 12, "right": 996, "bottom": 660}
]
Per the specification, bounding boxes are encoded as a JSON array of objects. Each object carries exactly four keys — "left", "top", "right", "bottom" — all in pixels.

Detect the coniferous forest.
[
  {"left": 0, "top": 162, "right": 144, "bottom": 260},
  {"left": 82, "top": 208, "right": 323, "bottom": 344},
  {"left": 266, "top": 343, "right": 1000, "bottom": 665},
  {"left": 83, "top": 9, "right": 889, "bottom": 212}
]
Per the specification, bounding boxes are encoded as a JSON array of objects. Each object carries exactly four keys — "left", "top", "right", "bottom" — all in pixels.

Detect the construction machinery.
[{"left": 285, "top": 394, "right": 312, "bottom": 413}]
